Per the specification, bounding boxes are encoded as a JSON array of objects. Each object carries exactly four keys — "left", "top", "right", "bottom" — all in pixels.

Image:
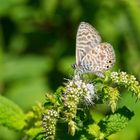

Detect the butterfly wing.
[
  {"left": 81, "top": 43, "right": 115, "bottom": 75},
  {"left": 76, "top": 22, "right": 101, "bottom": 66},
  {"left": 95, "top": 43, "right": 116, "bottom": 72}
]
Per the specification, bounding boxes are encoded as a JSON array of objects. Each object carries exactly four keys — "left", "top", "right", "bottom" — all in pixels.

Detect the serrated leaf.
[
  {"left": 98, "top": 106, "right": 134, "bottom": 137},
  {"left": 0, "top": 95, "right": 25, "bottom": 130}
]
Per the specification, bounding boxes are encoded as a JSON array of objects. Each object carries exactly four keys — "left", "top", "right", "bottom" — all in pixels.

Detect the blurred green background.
[{"left": 0, "top": 0, "right": 140, "bottom": 140}]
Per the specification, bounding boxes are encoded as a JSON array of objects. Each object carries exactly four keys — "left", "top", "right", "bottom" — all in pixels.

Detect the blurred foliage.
[
  {"left": 0, "top": 95, "right": 25, "bottom": 130},
  {"left": 0, "top": 0, "right": 140, "bottom": 139}
]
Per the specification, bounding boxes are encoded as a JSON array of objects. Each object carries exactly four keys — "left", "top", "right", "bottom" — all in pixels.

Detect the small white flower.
[
  {"left": 84, "top": 83, "right": 97, "bottom": 105},
  {"left": 85, "top": 94, "right": 93, "bottom": 104},
  {"left": 69, "top": 81, "right": 73, "bottom": 86},
  {"left": 130, "top": 75, "right": 136, "bottom": 81},
  {"left": 84, "top": 87, "right": 88, "bottom": 92},
  {"left": 111, "top": 72, "right": 118, "bottom": 77},
  {"left": 87, "top": 84, "right": 94, "bottom": 93},
  {"left": 74, "top": 74, "right": 80, "bottom": 80},
  {"left": 75, "top": 80, "right": 82, "bottom": 88},
  {"left": 82, "top": 83, "right": 87, "bottom": 89}
]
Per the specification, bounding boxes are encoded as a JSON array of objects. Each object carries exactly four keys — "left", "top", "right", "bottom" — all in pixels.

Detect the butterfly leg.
[{"left": 71, "top": 64, "right": 81, "bottom": 80}]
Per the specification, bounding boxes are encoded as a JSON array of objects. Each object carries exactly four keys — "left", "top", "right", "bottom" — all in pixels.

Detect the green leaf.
[
  {"left": 26, "top": 127, "right": 44, "bottom": 139},
  {"left": 98, "top": 106, "right": 134, "bottom": 137},
  {"left": 0, "top": 95, "right": 25, "bottom": 130}
]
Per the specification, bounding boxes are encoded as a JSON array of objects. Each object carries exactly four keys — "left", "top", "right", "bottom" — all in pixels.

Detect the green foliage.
[
  {"left": 103, "top": 86, "right": 119, "bottom": 113},
  {"left": 22, "top": 71, "right": 138, "bottom": 140},
  {"left": 23, "top": 103, "right": 44, "bottom": 139},
  {"left": 87, "top": 107, "right": 134, "bottom": 140},
  {"left": 0, "top": 95, "right": 25, "bottom": 130},
  {"left": 0, "top": 0, "right": 140, "bottom": 139},
  {"left": 0, "top": 67, "right": 138, "bottom": 140},
  {"left": 98, "top": 106, "right": 134, "bottom": 137}
]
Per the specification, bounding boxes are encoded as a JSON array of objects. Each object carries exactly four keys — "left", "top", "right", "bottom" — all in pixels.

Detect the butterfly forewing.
[{"left": 76, "top": 22, "right": 101, "bottom": 66}]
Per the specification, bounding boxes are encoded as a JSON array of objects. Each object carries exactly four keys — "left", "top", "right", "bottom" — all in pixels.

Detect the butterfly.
[{"left": 73, "top": 22, "right": 115, "bottom": 78}]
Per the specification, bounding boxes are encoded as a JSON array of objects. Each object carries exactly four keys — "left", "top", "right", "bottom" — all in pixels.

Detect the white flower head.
[
  {"left": 64, "top": 76, "right": 98, "bottom": 106},
  {"left": 84, "top": 83, "right": 97, "bottom": 105}
]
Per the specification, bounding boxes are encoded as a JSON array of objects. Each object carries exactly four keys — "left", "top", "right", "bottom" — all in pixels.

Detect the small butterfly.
[{"left": 73, "top": 22, "right": 116, "bottom": 78}]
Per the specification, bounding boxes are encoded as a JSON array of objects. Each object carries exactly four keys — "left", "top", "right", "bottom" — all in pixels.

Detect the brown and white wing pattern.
[
  {"left": 81, "top": 43, "right": 115, "bottom": 74},
  {"left": 75, "top": 22, "right": 116, "bottom": 77},
  {"left": 76, "top": 22, "right": 101, "bottom": 66}
]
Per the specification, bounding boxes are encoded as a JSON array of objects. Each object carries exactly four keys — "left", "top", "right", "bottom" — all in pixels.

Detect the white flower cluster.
[
  {"left": 64, "top": 76, "right": 97, "bottom": 105},
  {"left": 85, "top": 83, "right": 98, "bottom": 105},
  {"left": 111, "top": 72, "right": 138, "bottom": 85},
  {"left": 42, "top": 110, "right": 58, "bottom": 136},
  {"left": 110, "top": 72, "right": 140, "bottom": 100},
  {"left": 111, "top": 72, "right": 128, "bottom": 83}
]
